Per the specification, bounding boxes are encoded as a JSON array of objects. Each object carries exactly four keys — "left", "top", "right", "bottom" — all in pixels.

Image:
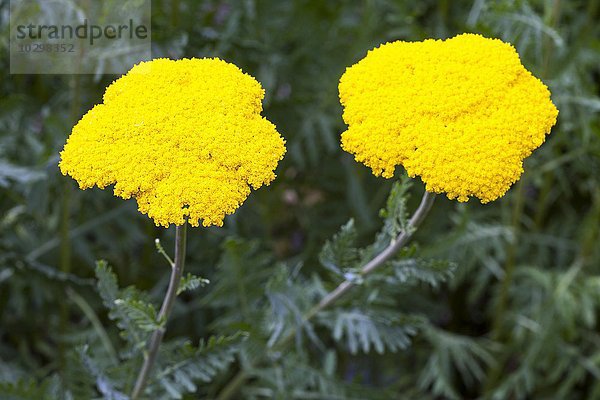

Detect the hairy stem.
[
  {"left": 216, "top": 190, "right": 436, "bottom": 400},
  {"left": 131, "top": 223, "right": 188, "bottom": 399}
]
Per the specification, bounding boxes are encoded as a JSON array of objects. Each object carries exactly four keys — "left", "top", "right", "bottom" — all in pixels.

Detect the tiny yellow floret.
[
  {"left": 60, "top": 58, "right": 286, "bottom": 227},
  {"left": 339, "top": 33, "right": 558, "bottom": 202}
]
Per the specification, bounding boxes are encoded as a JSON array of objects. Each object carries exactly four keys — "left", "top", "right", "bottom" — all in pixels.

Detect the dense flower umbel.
[
  {"left": 60, "top": 58, "right": 286, "bottom": 227},
  {"left": 339, "top": 33, "right": 558, "bottom": 202}
]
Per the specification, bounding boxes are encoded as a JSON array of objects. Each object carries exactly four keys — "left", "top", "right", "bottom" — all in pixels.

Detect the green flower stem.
[
  {"left": 216, "top": 190, "right": 436, "bottom": 400},
  {"left": 131, "top": 223, "right": 188, "bottom": 400}
]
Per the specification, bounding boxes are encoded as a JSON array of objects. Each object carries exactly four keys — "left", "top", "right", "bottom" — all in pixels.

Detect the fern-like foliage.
[
  {"left": 152, "top": 333, "right": 247, "bottom": 399},
  {"left": 319, "top": 219, "right": 359, "bottom": 276},
  {"left": 379, "top": 176, "right": 413, "bottom": 239},
  {"left": 0, "top": 378, "right": 59, "bottom": 400},
  {"left": 386, "top": 258, "right": 457, "bottom": 288},
  {"left": 0, "top": 260, "right": 248, "bottom": 399},
  {"left": 251, "top": 359, "right": 339, "bottom": 399},
  {"left": 77, "top": 346, "right": 128, "bottom": 400},
  {"left": 319, "top": 309, "right": 423, "bottom": 354},
  {"left": 4, "top": 2, "right": 597, "bottom": 399},
  {"left": 95, "top": 261, "right": 153, "bottom": 346},
  {"left": 217, "top": 176, "right": 459, "bottom": 398},
  {"left": 418, "top": 326, "right": 497, "bottom": 400},
  {"left": 177, "top": 272, "right": 210, "bottom": 295}
]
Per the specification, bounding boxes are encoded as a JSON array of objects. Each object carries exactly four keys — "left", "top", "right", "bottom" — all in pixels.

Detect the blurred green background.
[{"left": 1, "top": 0, "right": 599, "bottom": 399}]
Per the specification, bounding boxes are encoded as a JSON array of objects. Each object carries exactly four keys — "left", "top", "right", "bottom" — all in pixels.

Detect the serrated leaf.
[
  {"left": 153, "top": 332, "right": 248, "bottom": 398},
  {"left": 388, "top": 258, "right": 457, "bottom": 288},
  {"left": 319, "top": 219, "right": 359, "bottom": 274},
  {"left": 94, "top": 261, "right": 149, "bottom": 346},
  {"left": 320, "top": 309, "right": 421, "bottom": 354},
  {"left": 380, "top": 176, "right": 412, "bottom": 239},
  {"left": 177, "top": 273, "right": 209, "bottom": 295},
  {"left": 419, "top": 326, "right": 497, "bottom": 399},
  {"left": 78, "top": 346, "right": 128, "bottom": 400},
  {"left": 113, "top": 298, "right": 161, "bottom": 332},
  {"left": 95, "top": 260, "right": 119, "bottom": 310}
]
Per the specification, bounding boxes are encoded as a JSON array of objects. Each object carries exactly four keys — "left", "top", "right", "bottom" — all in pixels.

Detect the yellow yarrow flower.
[
  {"left": 339, "top": 33, "right": 558, "bottom": 203},
  {"left": 60, "top": 58, "right": 286, "bottom": 227}
]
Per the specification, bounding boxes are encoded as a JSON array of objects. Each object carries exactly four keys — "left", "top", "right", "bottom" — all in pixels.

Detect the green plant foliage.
[
  {"left": 380, "top": 177, "right": 413, "bottom": 239},
  {"left": 0, "top": 378, "right": 61, "bottom": 400},
  {"left": 320, "top": 309, "right": 421, "bottom": 354},
  {"left": 177, "top": 273, "right": 210, "bottom": 295},
  {"left": 1, "top": 0, "right": 599, "bottom": 399},
  {"left": 95, "top": 261, "right": 155, "bottom": 345},
  {"left": 418, "top": 326, "right": 498, "bottom": 400},
  {"left": 319, "top": 219, "right": 359, "bottom": 275},
  {"left": 387, "top": 258, "right": 457, "bottom": 288},
  {"left": 154, "top": 333, "right": 247, "bottom": 399}
]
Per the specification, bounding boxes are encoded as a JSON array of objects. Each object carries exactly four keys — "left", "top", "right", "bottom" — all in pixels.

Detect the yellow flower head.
[
  {"left": 60, "top": 58, "right": 286, "bottom": 227},
  {"left": 339, "top": 33, "right": 558, "bottom": 202}
]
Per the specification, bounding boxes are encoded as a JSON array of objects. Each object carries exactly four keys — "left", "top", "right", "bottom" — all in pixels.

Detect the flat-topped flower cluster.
[
  {"left": 339, "top": 33, "right": 558, "bottom": 202},
  {"left": 60, "top": 58, "right": 286, "bottom": 227}
]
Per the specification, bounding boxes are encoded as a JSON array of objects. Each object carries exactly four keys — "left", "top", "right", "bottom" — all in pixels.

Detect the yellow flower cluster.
[
  {"left": 339, "top": 33, "right": 558, "bottom": 202},
  {"left": 60, "top": 58, "right": 286, "bottom": 227}
]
